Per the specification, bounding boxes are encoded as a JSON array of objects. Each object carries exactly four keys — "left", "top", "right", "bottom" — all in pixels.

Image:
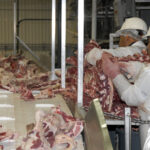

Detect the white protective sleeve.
[
  {"left": 113, "top": 66, "right": 150, "bottom": 107},
  {"left": 143, "top": 128, "right": 150, "bottom": 150},
  {"left": 85, "top": 41, "right": 145, "bottom": 65}
]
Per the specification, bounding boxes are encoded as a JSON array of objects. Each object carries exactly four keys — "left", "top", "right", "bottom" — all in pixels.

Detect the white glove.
[{"left": 85, "top": 48, "right": 102, "bottom": 65}]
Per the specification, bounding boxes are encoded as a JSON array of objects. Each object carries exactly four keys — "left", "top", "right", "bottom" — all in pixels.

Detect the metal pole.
[
  {"left": 77, "top": 0, "right": 84, "bottom": 105},
  {"left": 125, "top": 107, "right": 131, "bottom": 150},
  {"left": 61, "top": 0, "right": 66, "bottom": 88},
  {"left": 91, "top": 0, "right": 97, "bottom": 40},
  {"left": 109, "top": 33, "right": 114, "bottom": 49},
  {"left": 16, "top": 0, "right": 20, "bottom": 52},
  {"left": 57, "top": 0, "right": 61, "bottom": 68},
  {"left": 14, "top": 1, "right": 17, "bottom": 55},
  {"left": 51, "top": 0, "right": 56, "bottom": 80}
]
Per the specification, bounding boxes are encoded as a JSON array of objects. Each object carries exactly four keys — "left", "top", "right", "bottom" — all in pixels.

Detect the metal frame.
[
  {"left": 61, "top": 0, "right": 66, "bottom": 88},
  {"left": 109, "top": 33, "right": 119, "bottom": 49},
  {"left": 91, "top": 0, "right": 97, "bottom": 40},
  {"left": 51, "top": 0, "right": 56, "bottom": 80},
  {"left": 125, "top": 108, "right": 131, "bottom": 150},
  {"left": 77, "top": 0, "right": 84, "bottom": 106},
  {"left": 14, "top": 1, "right": 17, "bottom": 55},
  {"left": 106, "top": 108, "right": 132, "bottom": 150}
]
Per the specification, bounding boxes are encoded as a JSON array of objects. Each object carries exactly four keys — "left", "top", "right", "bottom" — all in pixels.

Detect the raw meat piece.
[
  {"left": 0, "top": 125, "right": 17, "bottom": 142},
  {"left": 17, "top": 107, "right": 83, "bottom": 150},
  {"left": 84, "top": 40, "right": 101, "bottom": 54}
]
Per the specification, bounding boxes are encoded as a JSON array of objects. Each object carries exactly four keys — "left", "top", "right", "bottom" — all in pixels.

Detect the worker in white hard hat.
[
  {"left": 85, "top": 17, "right": 147, "bottom": 66},
  {"left": 85, "top": 17, "right": 148, "bottom": 149}
]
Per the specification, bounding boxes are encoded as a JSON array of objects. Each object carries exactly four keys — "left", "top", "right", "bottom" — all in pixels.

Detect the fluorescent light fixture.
[
  {"left": 0, "top": 117, "right": 15, "bottom": 121},
  {"left": 0, "top": 95, "right": 8, "bottom": 98},
  {"left": 0, "top": 104, "right": 14, "bottom": 108},
  {"left": 35, "top": 104, "right": 55, "bottom": 108}
]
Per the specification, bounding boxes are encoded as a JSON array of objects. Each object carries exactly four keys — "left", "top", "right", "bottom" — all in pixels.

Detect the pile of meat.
[
  {"left": 60, "top": 40, "right": 150, "bottom": 118},
  {"left": 0, "top": 40, "right": 149, "bottom": 118},
  {"left": 16, "top": 107, "right": 83, "bottom": 150},
  {"left": 0, "top": 55, "right": 62, "bottom": 100}
]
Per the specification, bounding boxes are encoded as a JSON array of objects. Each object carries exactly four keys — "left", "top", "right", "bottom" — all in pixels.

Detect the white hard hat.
[{"left": 116, "top": 17, "right": 147, "bottom": 35}]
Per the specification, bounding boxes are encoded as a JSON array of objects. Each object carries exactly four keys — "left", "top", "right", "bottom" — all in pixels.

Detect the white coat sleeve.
[
  {"left": 104, "top": 46, "right": 143, "bottom": 57},
  {"left": 85, "top": 46, "right": 143, "bottom": 66},
  {"left": 143, "top": 128, "right": 150, "bottom": 150},
  {"left": 113, "top": 66, "right": 150, "bottom": 106}
]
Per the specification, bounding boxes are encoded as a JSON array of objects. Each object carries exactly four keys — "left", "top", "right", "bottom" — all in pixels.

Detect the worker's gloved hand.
[
  {"left": 85, "top": 48, "right": 102, "bottom": 65},
  {"left": 102, "top": 53, "right": 121, "bottom": 79}
]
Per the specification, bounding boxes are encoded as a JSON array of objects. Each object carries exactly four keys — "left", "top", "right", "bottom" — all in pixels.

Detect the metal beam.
[
  {"left": 91, "top": 0, "right": 97, "bottom": 40},
  {"left": 125, "top": 108, "right": 131, "bottom": 150},
  {"left": 61, "top": 0, "right": 66, "bottom": 88},
  {"left": 51, "top": 0, "right": 56, "bottom": 80},
  {"left": 77, "top": 0, "right": 84, "bottom": 105},
  {"left": 13, "top": 1, "right": 17, "bottom": 55},
  {"left": 57, "top": 0, "right": 61, "bottom": 68}
]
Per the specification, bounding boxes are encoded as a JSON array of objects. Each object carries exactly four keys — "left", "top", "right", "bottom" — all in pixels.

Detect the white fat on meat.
[
  {"left": 99, "top": 74, "right": 106, "bottom": 81},
  {"left": 17, "top": 107, "right": 84, "bottom": 150},
  {"left": 53, "top": 134, "right": 75, "bottom": 150}
]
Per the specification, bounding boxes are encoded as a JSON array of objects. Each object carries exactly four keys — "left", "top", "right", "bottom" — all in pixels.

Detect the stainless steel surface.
[
  {"left": 61, "top": 0, "right": 66, "bottom": 88},
  {"left": 77, "top": 0, "right": 84, "bottom": 105},
  {"left": 51, "top": 0, "right": 56, "bottom": 80},
  {"left": 125, "top": 108, "right": 131, "bottom": 150},
  {"left": 91, "top": 0, "right": 97, "bottom": 40},
  {"left": 14, "top": 1, "right": 17, "bottom": 55},
  {"left": 84, "top": 99, "right": 113, "bottom": 150}
]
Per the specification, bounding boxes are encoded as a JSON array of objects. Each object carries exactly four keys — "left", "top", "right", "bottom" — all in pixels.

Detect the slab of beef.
[{"left": 16, "top": 107, "right": 83, "bottom": 150}]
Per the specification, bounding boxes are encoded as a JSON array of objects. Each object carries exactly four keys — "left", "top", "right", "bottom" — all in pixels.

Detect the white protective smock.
[
  {"left": 143, "top": 128, "right": 150, "bottom": 150},
  {"left": 85, "top": 41, "right": 146, "bottom": 65},
  {"left": 113, "top": 63, "right": 150, "bottom": 149}
]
